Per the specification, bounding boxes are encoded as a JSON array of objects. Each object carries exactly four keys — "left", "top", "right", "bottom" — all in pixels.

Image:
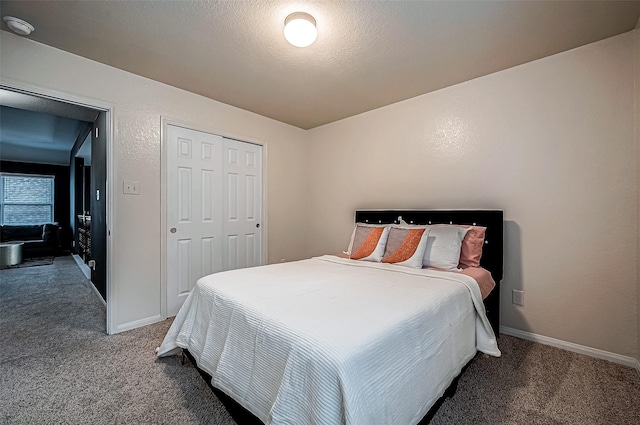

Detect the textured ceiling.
[
  {"left": 1, "top": 1, "right": 639, "bottom": 129},
  {"left": 0, "top": 105, "right": 92, "bottom": 165},
  {"left": 0, "top": 90, "right": 98, "bottom": 165}
]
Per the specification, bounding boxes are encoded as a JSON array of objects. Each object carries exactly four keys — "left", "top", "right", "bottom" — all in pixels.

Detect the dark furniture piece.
[
  {"left": 0, "top": 223, "right": 61, "bottom": 258},
  {"left": 354, "top": 209, "right": 504, "bottom": 335},
  {"left": 77, "top": 215, "right": 91, "bottom": 262}
]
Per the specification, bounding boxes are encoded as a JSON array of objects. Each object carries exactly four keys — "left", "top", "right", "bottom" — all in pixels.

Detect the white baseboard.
[
  {"left": 72, "top": 254, "right": 91, "bottom": 279},
  {"left": 115, "top": 314, "right": 162, "bottom": 334},
  {"left": 72, "top": 254, "right": 105, "bottom": 307},
  {"left": 500, "top": 326, "right": 638, "bottom": 370}
]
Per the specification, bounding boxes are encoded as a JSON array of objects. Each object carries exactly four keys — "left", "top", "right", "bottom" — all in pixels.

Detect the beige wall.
[
  {"left": 307, "top": 32, "right": 638, "bottom": 359},
  {"left": 636, "top": 29, "right": 640, "bottom": 367},
  {"left": 0, "top": 31, "right": 309, "bottom": 332},
  {"left": 2, "top": 28, "right": 638, "bottom": 361}
]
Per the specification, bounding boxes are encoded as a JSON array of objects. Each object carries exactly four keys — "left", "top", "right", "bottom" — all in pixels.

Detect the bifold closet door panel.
[
  {"left": 166, "top": 125, "right": 263, "bottom": 316},
  {"left": 222, "top": 138, "right": 263, "bottom": 271},
  {"left": 166, "top": 125, "right": 224, "bottom": 316}
]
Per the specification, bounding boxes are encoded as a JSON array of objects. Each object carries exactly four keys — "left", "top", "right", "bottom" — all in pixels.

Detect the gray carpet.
[
  {"left": 429, "top": 337, "right": 640, "bottom": 425},
  {"left": 0, "top": 256, "right": 232, "bottom": 425},
  {"left": 1, "top": 256, "right": 639, "bottom": 424}
]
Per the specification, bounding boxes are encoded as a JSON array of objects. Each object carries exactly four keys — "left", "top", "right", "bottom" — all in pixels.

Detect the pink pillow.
[{"left": 458, "top": 226, "right": 486, "bottom": 268}]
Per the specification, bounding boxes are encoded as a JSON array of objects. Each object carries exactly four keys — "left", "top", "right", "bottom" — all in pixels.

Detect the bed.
[{"left": 158, "top": 209, "right": 503, "bottom": 425}]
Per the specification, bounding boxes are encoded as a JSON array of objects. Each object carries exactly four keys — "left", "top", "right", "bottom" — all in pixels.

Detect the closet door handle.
[
  {"left": 170, "top": 228, "right": 177, "bottom": 233},
  {"left": 256, "top": 223, "right": 260, "bottom": 228}
]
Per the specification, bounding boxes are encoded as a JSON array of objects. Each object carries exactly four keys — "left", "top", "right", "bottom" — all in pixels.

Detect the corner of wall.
[{"left": 635, "top": 28, "right": 640, "bottom": 365}]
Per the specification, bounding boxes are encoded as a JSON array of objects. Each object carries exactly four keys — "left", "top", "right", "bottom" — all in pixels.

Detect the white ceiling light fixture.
[
  {"left": 3, "top": 16, "right": 35, "bottom": 36},
  {"left": 284, "top": 12, "right": 317, "bottom": 48}
]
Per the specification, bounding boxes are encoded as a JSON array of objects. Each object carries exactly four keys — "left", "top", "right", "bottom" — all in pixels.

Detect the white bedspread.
[{"left": 158, "top": 255, "right": 500, "bottom": 425}]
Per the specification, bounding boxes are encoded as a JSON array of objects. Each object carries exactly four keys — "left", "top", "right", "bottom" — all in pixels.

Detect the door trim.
[
  {"left": 0, "top": 78, "right": 116, "bottom": 334},
  {"left": 160, "top": 117, "right": 268, "bottom": 320}
]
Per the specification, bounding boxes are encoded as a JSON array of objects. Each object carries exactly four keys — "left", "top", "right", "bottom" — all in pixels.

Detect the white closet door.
[
  {"left": 166, "top": 125, "right": 223, "bottom": 316},
  {"left": 222, "top": 138, "right": 263, "bottom": 271}
]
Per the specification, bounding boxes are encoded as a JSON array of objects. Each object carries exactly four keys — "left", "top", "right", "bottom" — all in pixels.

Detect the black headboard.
[
  {"left": 354, "top": 209, "right": 504, "bottom": 334},
  {"left": 354, "top": 209, "right": 503, "bottom": 281}
]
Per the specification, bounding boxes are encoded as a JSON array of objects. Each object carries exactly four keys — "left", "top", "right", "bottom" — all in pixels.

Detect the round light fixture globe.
[{"left": 284, "top": 12, "right": 317, "bottom": 48}]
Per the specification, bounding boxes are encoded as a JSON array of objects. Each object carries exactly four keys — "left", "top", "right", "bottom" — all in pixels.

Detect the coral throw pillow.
[
  {"left": 350, "top": 225, "right": 390, "bottom": 262},
  {"left": 381, "top": 227, "right": 430, "bottom": 268}
]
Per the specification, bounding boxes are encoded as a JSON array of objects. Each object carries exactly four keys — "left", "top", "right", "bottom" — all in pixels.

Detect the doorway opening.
[{"left": 0, "top": 85, "right": 112, "bottom": 332}]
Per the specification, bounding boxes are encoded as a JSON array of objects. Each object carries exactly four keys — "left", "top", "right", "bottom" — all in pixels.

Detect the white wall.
[
  {"left": 307, "top": 32, "right": 637, "bottom": 359},
  {"left": 0, "top": 31, "right": 309, "bottom": 332}
]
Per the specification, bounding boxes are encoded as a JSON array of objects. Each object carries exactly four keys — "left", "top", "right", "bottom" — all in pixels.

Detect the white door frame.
[
  {"left": 0, "top": 79, "right": 116, "bottom": 334},
  {"left": 160, "top": 117, "right": 268, "bottom": 320}
]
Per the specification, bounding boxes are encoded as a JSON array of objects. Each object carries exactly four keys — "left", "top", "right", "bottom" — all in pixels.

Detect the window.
[{"left": 0, "top": 174, "right": 55, "bottom": 225}]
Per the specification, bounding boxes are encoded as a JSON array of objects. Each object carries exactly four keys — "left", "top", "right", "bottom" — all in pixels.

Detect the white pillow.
[{"left": 423, "top": 225, "right": 470, "bottom": 271}]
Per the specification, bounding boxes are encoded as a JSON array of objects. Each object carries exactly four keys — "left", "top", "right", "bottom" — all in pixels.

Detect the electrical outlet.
[
  {"left": 123, "top": 180, "right": 140, "bottom": 195},
  {"left": 512, "top": 289, "right": 524, "bottom": 306}
]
